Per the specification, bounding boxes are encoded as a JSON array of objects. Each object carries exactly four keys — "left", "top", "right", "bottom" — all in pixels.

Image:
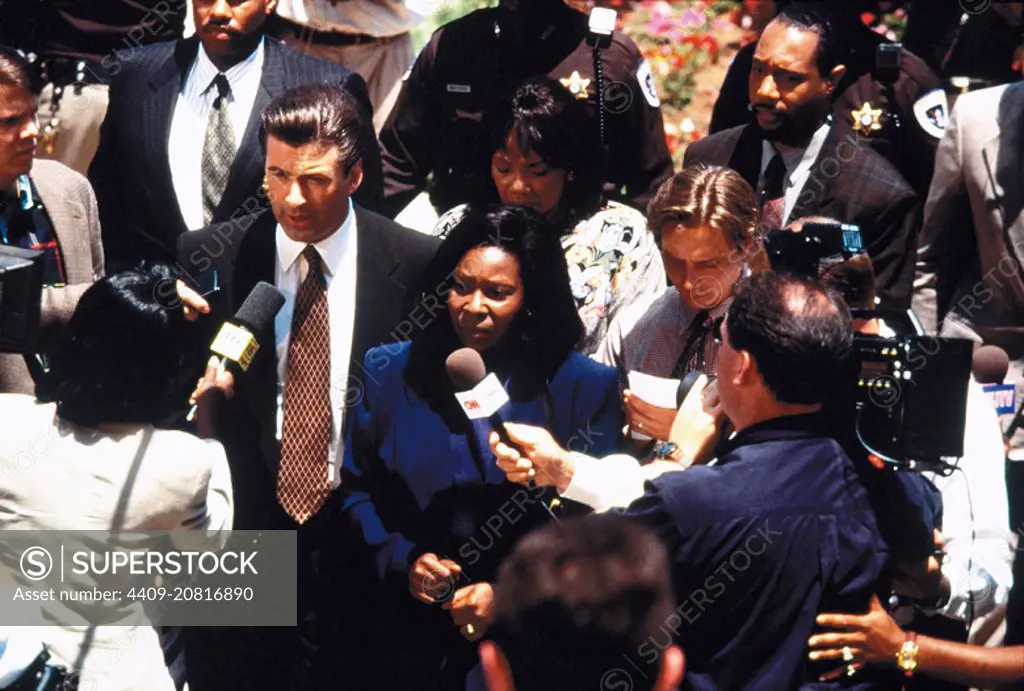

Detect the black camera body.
[
  {"left": 0, "top": 245, "right": 43, "bottom": 354},
  {"left": 764, "top": 221, "right": 864, "bottom": 277},
  {"left": 852, "top": 326, "right": 972, "bottom": 473},
  {"left": 765, "top": 222, "right": 972, "bottom": 472}
]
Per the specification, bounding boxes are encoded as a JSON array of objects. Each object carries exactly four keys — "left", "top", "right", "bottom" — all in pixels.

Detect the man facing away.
[{"left": 492, "top": 271, "right": 933, "bottom": 689}]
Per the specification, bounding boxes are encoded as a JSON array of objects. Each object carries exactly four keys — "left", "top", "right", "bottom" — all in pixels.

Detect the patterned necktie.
[
  {"left": 277, "top": 246, "right": 333, "bottom": 524},
  {"left": 757, "top": 153, "right": 786, "bottom": 234},
  {"left": 201, "top": 73, "right": 235, "bottom": 226},
  {"left": 672, "top": 311, "right": 712, "bottom": 378}
]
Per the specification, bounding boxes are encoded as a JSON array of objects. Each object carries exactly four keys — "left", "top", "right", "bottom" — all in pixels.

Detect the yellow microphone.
[{"left": 187, "top": 282, "right": 285, "bottom": 420}]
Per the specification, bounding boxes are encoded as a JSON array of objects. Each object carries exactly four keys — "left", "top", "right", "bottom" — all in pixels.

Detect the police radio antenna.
[
  {"left": 587, "top": 8, "right": 616, "bottom": 150},
  {"left": 875, "top": 42, "right": 903, "bottom": 132}
]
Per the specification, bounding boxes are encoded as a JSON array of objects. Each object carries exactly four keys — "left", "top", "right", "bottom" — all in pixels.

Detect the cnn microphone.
[
  {"left": 445, "top": 347, "right": 517, "bottom": 450},
  {"left": 446, "top": 348, "right": 560, "bottom": 519},
  {"left": 187, "top": 282, "right": 285, "bottom": 420}
]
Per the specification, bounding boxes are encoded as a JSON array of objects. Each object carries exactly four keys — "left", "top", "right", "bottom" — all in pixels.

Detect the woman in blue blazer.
[{"left": 341, "top": 205, "right": 623, "bottom": 689}]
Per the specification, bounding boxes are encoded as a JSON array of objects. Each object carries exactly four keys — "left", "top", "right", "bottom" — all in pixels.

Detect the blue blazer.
[{"left": 342, "top": 340, "right": 623, "bottom": 586}]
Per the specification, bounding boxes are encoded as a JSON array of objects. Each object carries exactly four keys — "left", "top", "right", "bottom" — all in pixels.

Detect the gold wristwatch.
[{"left": 896, "top": 632, "right": 919, "bottom": 677}]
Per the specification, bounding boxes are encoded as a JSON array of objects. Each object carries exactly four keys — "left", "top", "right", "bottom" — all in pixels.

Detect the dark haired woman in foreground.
[
  {"left": 434, "top": 77, "right": 666, "bottom": 354},
  {"left": 342, "top": 205, "right": 622, "bottom": 690},
  {"left": 0, "top": 264, "right": 232, "bottom": 691}
]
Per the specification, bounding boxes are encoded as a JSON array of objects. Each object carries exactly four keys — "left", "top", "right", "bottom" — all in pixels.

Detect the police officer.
[
  {"left": 0, "top": 0, "right": 187, "bottom": 175},
  {"left": 710, "top": 1, "right": 942, "bottom": 199},
  {"left": 378, "top": 0, "right": 673, "bottom": 219}
]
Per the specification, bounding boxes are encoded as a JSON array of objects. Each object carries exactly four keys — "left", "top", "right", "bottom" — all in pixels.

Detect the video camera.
[
  {"left": 849, "top": 311, "right": 971, "bottom": 474},
  {"left": 0, "top": 245, "right": 43, "bottom": 354},
  {"left": 765, "top": 221, "right": 972, "bottom": 474},
  {"left": 764, "top": 221, "right": 864, "bottom": 276}
]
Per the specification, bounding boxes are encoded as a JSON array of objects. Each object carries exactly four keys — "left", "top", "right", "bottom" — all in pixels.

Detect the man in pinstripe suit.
[{"left": 89, "top": 0, "right": 383, "bottom": 273}]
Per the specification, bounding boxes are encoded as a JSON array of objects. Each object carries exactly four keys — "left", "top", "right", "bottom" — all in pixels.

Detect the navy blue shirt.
[{"left": 619, "top": 414, "right": 925, "bottom": 691}]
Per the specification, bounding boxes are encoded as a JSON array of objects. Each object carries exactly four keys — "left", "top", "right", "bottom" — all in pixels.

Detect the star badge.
[
  {"left": 559, "top": 71, "right": 592, "bottom": 100},
  {"left": 851, "top": 101, "right": 884, "bottom": 135}
]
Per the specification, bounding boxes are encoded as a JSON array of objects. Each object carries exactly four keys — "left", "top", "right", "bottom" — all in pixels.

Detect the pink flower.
[
  {"left": 645, "top": 17, "right": 675, "bottom": 35},
  {"left": 681, "top": 8, "right": 706, "bottom": 29}
]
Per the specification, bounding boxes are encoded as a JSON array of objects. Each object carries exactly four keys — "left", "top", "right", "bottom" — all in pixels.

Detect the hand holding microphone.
[
  {"left": 186, "top": 282, "right": 285, "bottom": 421},
  {"left": 488, "top": 423, "right": 575, "bottom": 494},
  {"left": 445, "top": 348, "right": 573, "bottom": 501},
  {"left": 190, "top": 356, "right": 236, "bottom": 438}
]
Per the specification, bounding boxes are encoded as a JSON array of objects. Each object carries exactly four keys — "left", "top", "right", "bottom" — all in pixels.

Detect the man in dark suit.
[
  {"left": 178, "top": 84, "right": 436, "bottom": 690},
  {"left": 90, "top": 0, "right": 383, "bottom": 274},
  {"left": 684, "top": 3, "right": 919, "bottom": 310},
  {"left": 708, "top": 2, "right": 942, "bottom": 200}
]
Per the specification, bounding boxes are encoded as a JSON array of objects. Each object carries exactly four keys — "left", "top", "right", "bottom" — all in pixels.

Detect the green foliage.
[{"left": 413, "top": 0, "right": 498, "bottom": 50}]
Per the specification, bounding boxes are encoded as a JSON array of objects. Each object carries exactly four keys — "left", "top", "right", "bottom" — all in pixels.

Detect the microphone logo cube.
[
  {"left": 983, "top": 383, "right": 1017, "bottom": 416},
  {"left": 455, "top": 373, "right": 509, "bottom": 420},
  {"left": 210, "top": 322, "right": 260, "bottom": 372}
]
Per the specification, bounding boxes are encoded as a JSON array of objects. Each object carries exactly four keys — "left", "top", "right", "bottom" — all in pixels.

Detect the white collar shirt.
[
  {"left": 758, "top": 119, "right": 832, "bottom": 226},
  {"left": 273, "top": 200, "right": 359, "bottom": 487},
  {"left": 168, "top": 39, "right": 266, "bottom": 230}
]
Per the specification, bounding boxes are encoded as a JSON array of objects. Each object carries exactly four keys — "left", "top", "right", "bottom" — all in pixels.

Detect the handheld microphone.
[
  {"left": 676, "top": 370, "right": 704, "bottom": 408},
  {"left": 186, "top": 282, "right": 285, "bottom": 420},
  {"left": 445, "top": 347, "right": 516, "bottom": 450},
  {"left": 445, "top": 348, "right": 560, "bottom": 518},
  {"left": 974, "top": 345, "right": 1018, "bottom": 420},
  {"left": 973, "top": 345, "right": 1010, "bottom": 385}
]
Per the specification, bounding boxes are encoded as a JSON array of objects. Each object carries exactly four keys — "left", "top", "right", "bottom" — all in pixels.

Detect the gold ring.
[
  {"left": 465, "top": 624, "right": 476, "bottom": 636},
  {"left": 842, "top": 646, "right": 853, "bottom": 662},
  {"left": 846, "top": 664, "right": 856, "bottom": 677},
  {"left": 637, "top": 423, "right": 644, "bottom": 430}
]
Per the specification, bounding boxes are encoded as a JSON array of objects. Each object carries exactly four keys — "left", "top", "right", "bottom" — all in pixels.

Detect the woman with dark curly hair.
[
  {"left": 0, "top": 263, "right": 232, "bottom": 691},
  {"left": 342, "top": 205, "right": 623, "bottom": 690},
  {"left": 434, "top": 77, "right": 667, "bottom": 354}
]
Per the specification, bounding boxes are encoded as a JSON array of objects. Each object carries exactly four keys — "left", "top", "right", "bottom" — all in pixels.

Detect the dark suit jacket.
[
  {"left": 618, "top": 414, "right": 932, "bottom": 690},
  {"left": 684, "top": 122, "right": 920, "bottom": 309},
  {"left": 92, "top": 36, "right": 384, "bottom": 273},
  {"left": 178, "top": 206, "right": 438, "bottom": 529},
  {"left": 708, "top": 30, "right": 941, "bottom": 199}
]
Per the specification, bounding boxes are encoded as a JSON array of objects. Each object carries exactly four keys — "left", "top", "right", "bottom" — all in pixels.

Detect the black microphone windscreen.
[
  {"left": 676, "top": 370, "right": 704, "bottom": 408},
  {"left": 972, "top": 345, "right": 1009, "bottom": 384},
  {"left": 235, "top": 281, "right": 285, "bottom": 332},
  {"left": 446, "top": 348, "right": 487, "bottom": 391}
]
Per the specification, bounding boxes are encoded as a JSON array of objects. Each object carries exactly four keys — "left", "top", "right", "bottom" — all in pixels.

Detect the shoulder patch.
[
  {"left": 636, "top": 59, "right": 660, "bottom": 108},
  {"left": 913, "top": 88, "right": 949, "bottom": 139}
]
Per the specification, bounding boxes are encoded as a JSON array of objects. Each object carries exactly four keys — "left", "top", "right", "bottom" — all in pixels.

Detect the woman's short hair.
[
  {"left": 406, "top": 205, "right": 583, "bottom": 401},
  {"left": 38, "top": 263, "right": 202, "bottom": 427},
  {"left": 261, "top": 84, "right": 364, "bottom": 173},
  {"left": 479, "top": 77, "right": 605, "bottom": 228},
  {"left": 648, "top": 165, "right": 757, "bottom": 250},
  {"left": 0, "top": 45, "right": 42, "bottom": 96}
]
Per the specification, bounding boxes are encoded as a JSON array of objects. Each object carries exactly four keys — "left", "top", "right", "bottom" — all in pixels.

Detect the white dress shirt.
[
  {"left": 168, "top": 39, "right": 266, "bottom": 230},
  {"left": 925, "top": 378, "right": 1016, "bottom": 642},
  {"left": 274, "top": 200, "right": 359, "bottom": 487},
  {"left": 759, "top": 120, "right": 832, "bottom": 226}
]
